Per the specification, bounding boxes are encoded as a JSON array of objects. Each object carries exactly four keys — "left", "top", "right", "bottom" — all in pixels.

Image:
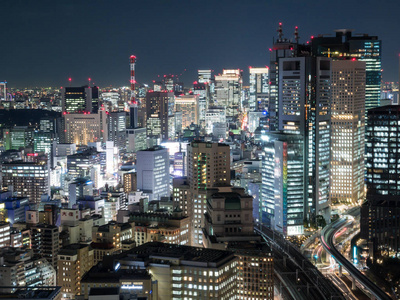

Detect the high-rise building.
[
  {"left": 187, "top": 141, "right": 230, "bottom": 246},
  {"left": 126, "top": 127, "right": 147, "bottom": 153},
  {"left": 145, "top": 91, "right": 174, "bottom": 141},
  {"left": 205, "top": 107, "right": 226, "bottom": 135},
  {"left": 57, "top": 243, "right": 94, "bottom": 299},
  {"left": 187, "top": 141, "right": 230, "bottom": 191},
  {"left": 312, "top": 29, "right": 382, "bottom": 115},
  {"left": 107, "top": 111, "right": 126, "bottom": 149},
  {"left": 62, "top": 86, "right": 99, "bottom": 114},
  {"left": 63, "top": 110, "right": 108, "bottom": 145},
  {"left": 214, "top": 69, "right": 242, "bottom": 118},
  {"left": 261, "top": 132, "right": 305, "bottom": 236},
  {"left": 30, "top": 224, "right": 59, "bottom": 269},
  {"left": 1, "top": 161, "right": 50, "bottom": 205},
  {"left": 361, "top": 105, "right": 400, "bottom": 257},
  {"left": 268, "top": 24, "right": 308, "bottom": 131},
  {"left": 249, "top": 67, "right": 269, "bottom": 112},
  {"left": 175, "top": 95, "right": 199, "bottom": 130},
  {"left": 330, "top": 60, "right": 366, "bottom": 205},
  {"left": 276, "top": 56, "right": 331, "bottom": 222},
  {"left": 136, "top": 146, "right": 170, "bottom": 201}
]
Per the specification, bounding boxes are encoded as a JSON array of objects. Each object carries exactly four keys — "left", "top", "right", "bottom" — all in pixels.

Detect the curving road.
[{"left": 321, "top": 217, "right": 392, "bottom": 300}]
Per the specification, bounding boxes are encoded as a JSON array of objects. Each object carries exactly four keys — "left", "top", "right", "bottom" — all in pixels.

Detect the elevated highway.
[{"left": 321, "top": 216, "right": 392, "bottom": 300}]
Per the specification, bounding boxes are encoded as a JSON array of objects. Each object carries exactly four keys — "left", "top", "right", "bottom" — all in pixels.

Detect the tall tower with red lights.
[{"left": 129, "top": 54, "right": 138, "bottom": 128}]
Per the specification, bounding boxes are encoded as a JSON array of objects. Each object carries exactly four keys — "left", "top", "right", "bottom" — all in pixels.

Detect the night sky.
[{"left": 1, "top": 0, "right": 399, "bottom": 88}]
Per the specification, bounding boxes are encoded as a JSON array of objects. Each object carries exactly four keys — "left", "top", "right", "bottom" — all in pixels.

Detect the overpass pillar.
[
  {"left": 324, "top": 249, "right": 330, "bottom": 263},
  {"left": 338, "top": 264, "right": 342, "bottom": 277},
  {"left": 351, "top": 276, "right": 356, "bottom": 291}
]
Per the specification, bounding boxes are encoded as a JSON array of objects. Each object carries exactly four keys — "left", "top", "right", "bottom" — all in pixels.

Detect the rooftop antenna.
[
  {"left": 278, "top": 22, "right": 283, "bottom": 41},
  {"left": 294, "top": 26, "right": 300, "bottom": 43}
]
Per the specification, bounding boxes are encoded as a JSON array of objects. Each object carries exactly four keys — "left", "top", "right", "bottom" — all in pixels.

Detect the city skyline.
[{"left": 1, "top": 0, "right": 400, "bottom": 87}]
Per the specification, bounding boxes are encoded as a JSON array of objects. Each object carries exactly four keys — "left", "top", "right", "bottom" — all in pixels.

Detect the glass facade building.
[
  {"left": 312, "top": 30, "right": 381, "bottom": 116},
  {"left": 249, "top": 67, "right": 269, "bottom": 112},
  {"left": 261, "top": 132, "right": 305, "bottom": 236}
]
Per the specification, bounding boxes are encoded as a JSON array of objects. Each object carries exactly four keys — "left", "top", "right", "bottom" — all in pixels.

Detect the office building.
[
  {"left": 231, "top": 243, "right": 274, "bottom": 300},
  {"left": 108, "top": 111, "right": 126, "bottom": 149},
  {"left": 63, "top": 110, "right": 108, "bottom": 145},
  {"left": 136, "top": 147, "right": 170, "bottom": 201},
  {"left": 3, "top": 126, "right": 33, "bottom": 151},
  {"left": 312, "top": 29, "right": 382, "bottom": 114},
  {"left": 57, "top": 243, "right": 94, "bottom": 299},
  {"left": 187, "top": 141, "right": 230, "bottom": 246},
  {"left": 126, "top": 127, "right": 147, "bottom": 153},
  {"left": 67, "top": 148, "right": 101, "bottom": 180},
  {"left": 202, "top": 187, "right": 255, "bottom": 248},
  {"left": 0, "top": 221, "right": 10, "bottom": 248},
  {"left": 187, "top": 141, "right": 230, "bottom": 191},
  {"left": 249, "top": 67, "right": 269, "bottom": 112},
  {"left": 1, "top": 161, "right": 50, "bottom": 205},
  {"left": 0, "top": 191, "right": 30, "bottom": 225},
  {"left": 0, "top": 248, "right": 56, "bottom": 293},
  {"left": 277, "top": 56, "right": 331, "bottom": 222},
  {"left": 214, "top": 69, "right": 242, "bottom": 118},
  {"left": 268, "top": 25, "right": 308, "bottom": 131},
  {"left": 62, "top": 86, "right": 99, "bottom": 114},
  {"left": 261, "top": 133, "right": 305, "bottom": 236},
  {"left": 175, "top": 94, "right": 199, "bottom": 129},
  {"left": 330, "top": 60, "right": 366, "bottom": 204},
  {"left": 55, "top": 143, "right": 77, "bottom": 157},
  {"left": 360, "top": 106, "right": 400, "bottom": 256},
  {"left": 80, "top": 266, "right": 154, "bottom": 300},
  {"left": 106, "top": 242, "right": 238, "bottom": 300},
  {"left": 145, "top": 91, "right": 174, "bottom": 141},
  {"left": 125, "top": 211, "right": 190, "bottom": 246},
  {"left": 30, "top": 224, "right": 59, "bottom": 269},
  {"left": 205, "top": 106, "right": 226, "bottom": 135}
]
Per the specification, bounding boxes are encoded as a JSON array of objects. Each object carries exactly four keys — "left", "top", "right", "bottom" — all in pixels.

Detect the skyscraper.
[
  {"left": 214, "top": 69, "right": 243, "bottom": 118},
  {"left": 261, "top": 132, "right": 305, "bottom": 236},
  {"left": 249, "top": 67, "right": 269, "bottom": 112},
  {"left": 174, "top": 94, "right": 199, "bottom": 130},
  {"left": 312, "top": 29, "right": 382, "bottom": 115},
  {"left": 268, "top": 24, "right": 308, "bottom": 131},
  {"left": 277, "top": 56, "right": 332, "bottom": 222},
  {"left": 107, "top": 111, "right": 126, "bottom": 149},
  {"left": 187, "top": 141, "right": 230, "bottom": 246},
  {"left": 62, "top": 86, "right": 99, "bottom": 114},
  {"left": 361, "top": 106, "right": 400, "bottom": 257},
  {"left": 330, "top": 60, "right": 366, "bottom": 205},
  {"left": 187, "top": 142, "right": 230, "bottom": 191},
  {"left": 145, "top": 91, "right": 174, "bottom": 141}
]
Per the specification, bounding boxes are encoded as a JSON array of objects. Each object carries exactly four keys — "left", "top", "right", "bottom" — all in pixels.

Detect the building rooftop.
[
  {"left": 0, "top": 287, "right": 61, "bottom": 299},
  {"left": 82, "top": 264, "right": 151, "bottom": 284},
  {"left": 120, "top": 242, "right": 235, "bottom": 267},
  {"left": 58, "top": 243, "right": 90, "bottom": 256},
  {"left": 89, "top": 287, "right": 120, "bottom": 296}
]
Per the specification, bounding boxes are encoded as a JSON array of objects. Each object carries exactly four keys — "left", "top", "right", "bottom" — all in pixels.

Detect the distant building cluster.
[{"left": 0, "top": 23, "right": 398, "bottom": 300}]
